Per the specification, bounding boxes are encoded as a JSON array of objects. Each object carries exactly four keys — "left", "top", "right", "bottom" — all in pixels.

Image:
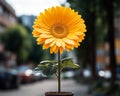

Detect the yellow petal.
[
  {"left": 78, "top": 34, "right": 85, "bottom": 42},
  {"left": 55, "top": 39, "right": 65, "bottom": 48},
  {"left": 37, "top": 38, "right": 45, "bottom": 44},
  {"left": 40, "top": 13, "right": 51, "bottom": 27},
  {"left": 67, "top": 33, "right": 78, "bottom": 40},
  {"left": 45, "top": 38, "right": 55, "bottom": 44},
  {"left": 65, "top": 43, "right": 73, "bottom": 49},
  {"left": 75, "top": 32, "right": 84, "bottom": 36},
  {"left": 43, "top": 44, "right": 50, "bottom": 49},
  {"left": 50, "top": 44, "right": 57, "bottom": 53},
  {"left": 32, "top": 30, "right": 41, "bottom": 37},
  {"left": 63, "top": 38, "right": 74, "bottom": 45},
  {"left": 56, "top": 39, "right": 61, "bottom": 47},
  {"left": 35, "top": 28, "right": 50, "bottom": 34},
  {"left": 66, "top": 14, "right": 80, "bottom": 26},
  {"left": 50, "top": 40, "right": 56, "bottom": 47},
  {"left": 65, "top": 47, "right": 70, "bottom": 52},
  {"left": 50, "top": 48, "right": 53, "bottom": 54},
  {"left": 61, "top": 40, "right": 65, "bottom": 48},
  {"left": 50, "top": 45, "right": 58, "bottom": 54},
  {"left": 60, "top": 47, "right": 64, "bottom": 54},
  {"left": 74, "top": 40, "right": 80, "bottom": 48},
  {"left": 40, "top": 34, "right": 53, "bottom": 38},
  {"left": 54, "top": 47, "right": 58, "bottom": 53}
]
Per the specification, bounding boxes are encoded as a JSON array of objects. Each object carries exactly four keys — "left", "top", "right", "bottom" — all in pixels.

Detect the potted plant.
[{"left": 32, "top": 6, "right": 86, "bottom": 96}]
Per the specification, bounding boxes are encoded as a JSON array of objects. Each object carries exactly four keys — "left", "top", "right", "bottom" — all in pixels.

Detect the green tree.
[
  {"left": 1, "top": 25, "right": 32, "bottom": 64},
  {"left": 18, "top": 16, "right": 54, "bottom": 64},
  {"left": 28, "top": 37, "right": 44, "bottom": 64},
  {"left": 67, "top": 0, "right": 97, "bottom": 80},
  {"left": 105, "top": 0, "right": 116, "bottom": 91}
]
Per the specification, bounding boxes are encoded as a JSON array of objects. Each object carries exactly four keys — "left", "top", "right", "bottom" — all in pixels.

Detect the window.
[{"left": 0, "top": 6, "right": 3, "bottom": 15}]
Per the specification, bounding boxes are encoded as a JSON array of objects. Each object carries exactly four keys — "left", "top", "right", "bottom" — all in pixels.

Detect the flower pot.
[{"left": 45, "top": 92, "right": 74, "bottom": 96}]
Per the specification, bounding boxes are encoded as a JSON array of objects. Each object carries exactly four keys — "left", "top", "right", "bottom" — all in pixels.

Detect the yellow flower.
[{"left": 32, "top": 6, "right": 86, "bottom": 54}]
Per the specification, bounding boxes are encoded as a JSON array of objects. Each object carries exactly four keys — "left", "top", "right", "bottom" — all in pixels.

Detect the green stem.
[{"left": 58, "top": 50, "right": 61, "bottom": 93}]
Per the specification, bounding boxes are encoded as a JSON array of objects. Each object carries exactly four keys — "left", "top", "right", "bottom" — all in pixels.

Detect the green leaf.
[
  {"left": 61, "top": 57, "right": 80, "bottom": 69},
  {"left": 40, "top": 60, "right": 57, "bottom": 64},
  {"left": 34, "top": 67, "right": 40, "bottom": 71},
  {"left": 37, "top": 63, "right": 57, "bottom": 76}
]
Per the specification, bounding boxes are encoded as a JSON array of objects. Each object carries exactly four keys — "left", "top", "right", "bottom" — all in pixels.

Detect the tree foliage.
[
  {"left": 1, "top": 25, "right": 32, "bottom": 63},
  {"left": 67, "top": 0, "right": 120, "bottom": 81}
]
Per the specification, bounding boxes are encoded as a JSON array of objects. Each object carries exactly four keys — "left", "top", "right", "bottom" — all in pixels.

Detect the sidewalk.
[
  {"left": 61, "top": 79, "right": 91, "bottom": 96},
  {"left": 0, "top": 79, "right": 92, "bottom": 96}
]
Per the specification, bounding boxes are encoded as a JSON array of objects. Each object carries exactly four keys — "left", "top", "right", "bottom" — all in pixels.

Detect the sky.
[{"left": 6, "top": 0, "right": 67, "bottom": 16}]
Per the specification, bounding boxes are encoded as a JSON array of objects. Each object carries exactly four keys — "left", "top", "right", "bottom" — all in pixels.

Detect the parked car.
[
  {"left": 33, "top": 71, "right": 45, "bottom": 81},
  {"left": 61, "top": 71, "right": 75, "bottom": 79},
  {"left": 0, "top": 65, "right": 20, "bottom": 89},
  {"left": 83, "top": 69, "right": 91, "bottom": 78},
  {"left": 18, "top": 65, "right": 34, "bottom": 83}
]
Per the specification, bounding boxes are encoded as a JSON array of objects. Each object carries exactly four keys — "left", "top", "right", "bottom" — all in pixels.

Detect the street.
[{"left": 0, "top": 79, "right": 91, "bottom": 96}]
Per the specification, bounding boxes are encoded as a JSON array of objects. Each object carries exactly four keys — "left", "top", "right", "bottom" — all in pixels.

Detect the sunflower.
[{"left": 32, "top": 6, "right": 86, "bottom": 54}]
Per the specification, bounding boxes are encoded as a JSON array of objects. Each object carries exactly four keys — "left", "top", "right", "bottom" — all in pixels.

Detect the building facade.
[
  {"left": 96, "top": 10, "right": 120, "bottom": 71},
  {"left": 0, "top": 0, "right": 17, "bottom": 32}
]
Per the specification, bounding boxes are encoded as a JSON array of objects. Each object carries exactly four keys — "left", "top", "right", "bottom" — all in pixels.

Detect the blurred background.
[{"left": 0, "top": 0, "right": 120, "bottom": 96}]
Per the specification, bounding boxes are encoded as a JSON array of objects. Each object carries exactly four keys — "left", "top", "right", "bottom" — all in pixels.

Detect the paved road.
[{"left": 0, "top": 79, "right": 91, "bottom": 96}]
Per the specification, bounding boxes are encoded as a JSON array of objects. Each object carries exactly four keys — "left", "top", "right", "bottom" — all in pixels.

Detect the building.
[
  {"left": 96, "top": 10, "right": 120, "bottom": 71},
  {"left": 114, "top": 11, "right": 120, "bottom": 65},
  {"left": 0, "top": 0, "right": 17, "bottom": 32},
  {"left": 96, "top": 45, "right": 105, "bottom": 71},
  {"left": 19, "top": 15, "right": 36, "bottom": 32}
]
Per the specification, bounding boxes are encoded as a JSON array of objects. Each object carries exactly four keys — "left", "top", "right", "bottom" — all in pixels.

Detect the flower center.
[{"left": 51, "top": 24, "right": 68, "bottom": 38}]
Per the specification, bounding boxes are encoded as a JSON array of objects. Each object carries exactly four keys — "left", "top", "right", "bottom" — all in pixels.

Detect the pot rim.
[{"left": 45, "top": 92, "right": 74, "bottom": 96}]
